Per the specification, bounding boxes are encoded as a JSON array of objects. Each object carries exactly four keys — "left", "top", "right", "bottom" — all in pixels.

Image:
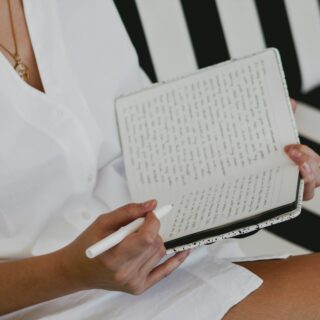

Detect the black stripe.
[
  {"left": 267, "top": 208, "right": 320, "bottom": 252},
  {"left": 255, "top": 0, "right": 302, "bottom": 98},
  {"left": 299, "top": 88, "right": 320, "bottom": 112},
  {"left": 114, "top": 0, "right": 157, "bottom": 83},
  {"left": 181, "top": 0, "right": 229, "bottom": 69},
  {"left": 299, "top": 136, "right": 320, "bottom": 155}
]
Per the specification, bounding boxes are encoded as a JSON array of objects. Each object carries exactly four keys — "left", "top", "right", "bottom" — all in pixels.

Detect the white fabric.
[
  {"left": 2, "top": 241, "right": 261, "bottom": 320},
  {"left": 0, "top": 0, "right": 262, "bottom": 319},
  {"left": 284, "top": 0, "right": 320, "bottom": 93}
]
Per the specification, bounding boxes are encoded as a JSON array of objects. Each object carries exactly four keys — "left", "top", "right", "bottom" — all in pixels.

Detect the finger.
[
  {"left": 309, "top": 159, "right": 320, "bottom": 187},
  {"left": 138, "top": 241, "right": 166, "bottom": 275},
  {"left": 100, "top": 229, "right": 161, "bottom": 270},
  {"left": 114, "top": 212, "right": 161, "bottom": 260},
  {"left": 285, "top": 145, "right": 320, "bottom": 187},
  {"left": 285, "top": 147, "right": 313, "bottom": 167},
  {"left": 95, "top": 200, "right": 157, "bottom": 233},
  {"left": 136, "top": 211, "right": 161, "bottom": 242},
  {"left": 290, "top": 98, "right": 297, "bottom": 113},
  {"left": 107, "top": 240, "right": 162, "bottom": 277},
  {"left": 145, "top": 250, "right": 191, "bottom": 289},
  {"left": 300, "top": 162, "right": 316, "bottom": 200},
  {"left": 285, "top": 144, "right": 319, "bottom": 160}
]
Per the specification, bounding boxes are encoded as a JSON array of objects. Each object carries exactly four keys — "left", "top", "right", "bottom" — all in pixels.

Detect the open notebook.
[{"left": 116, "top": 49, "right": 304, "bottom": 253}]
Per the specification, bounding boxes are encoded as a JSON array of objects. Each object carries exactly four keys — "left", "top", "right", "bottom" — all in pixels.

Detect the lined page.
[
  {"left": 117, "top": 49, "right": 298, "bottom": 204},
  {"left": 159, "top": 165, "right": 298, "bottom": 241}
]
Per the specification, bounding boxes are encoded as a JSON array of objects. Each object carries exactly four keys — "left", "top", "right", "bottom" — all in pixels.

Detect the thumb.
[{"left": 97, "top": 200, "right": 157, "bottom": 232}]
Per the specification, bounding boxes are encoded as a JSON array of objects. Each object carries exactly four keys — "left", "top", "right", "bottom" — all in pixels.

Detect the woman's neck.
[{"left": 0, "top": 0, "right": 44, "bottom": 92}]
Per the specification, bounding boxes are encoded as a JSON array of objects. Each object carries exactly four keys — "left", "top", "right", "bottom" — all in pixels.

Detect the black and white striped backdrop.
[{"left": 114, "top": 0, "right": 320, "bottom": 252}]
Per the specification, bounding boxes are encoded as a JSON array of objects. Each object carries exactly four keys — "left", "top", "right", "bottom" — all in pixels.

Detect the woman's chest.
[
  {"left": 0, "top": 0, "right": 147, "bottom": 255},
  {"left": 0, "top": 0, "right": 44, "bottom": 92}
]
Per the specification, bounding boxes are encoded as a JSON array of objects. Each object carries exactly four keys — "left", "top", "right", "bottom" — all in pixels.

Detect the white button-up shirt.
[
  {"left": 0, "top": 1, "right": 262, "bottom": 319},
  {"left": 0, "top": 0, "right": 149, "bottom": 258}
]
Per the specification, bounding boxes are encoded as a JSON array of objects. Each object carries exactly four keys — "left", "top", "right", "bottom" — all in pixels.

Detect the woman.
[{"left": 0, "top": 1, "right": 320, "bottom": 319}]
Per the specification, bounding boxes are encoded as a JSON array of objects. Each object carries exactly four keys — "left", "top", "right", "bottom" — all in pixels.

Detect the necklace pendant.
[{"left": 14, "top": 61, "right": 30, "bottom": 82}]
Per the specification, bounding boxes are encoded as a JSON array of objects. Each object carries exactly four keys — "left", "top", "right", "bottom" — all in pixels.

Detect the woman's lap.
[{"left": 224, "top": 253, "right": 320, "bottom": 320}]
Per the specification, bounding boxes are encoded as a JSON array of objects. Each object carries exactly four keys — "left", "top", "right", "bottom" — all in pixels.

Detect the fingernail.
[
  {"left": 290, "top": 149, "right": 302, "bottom": 159},
  {"left": 141, "top": 199, "right": 156, "bottom": 209},
  {"left": 302, "top": 162, "right": 311, "bottom": 174}
]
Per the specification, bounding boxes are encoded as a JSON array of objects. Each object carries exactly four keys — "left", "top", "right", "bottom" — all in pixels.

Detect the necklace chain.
[{"left": 0, "top": 0, "right": 29, "bottom": 81}]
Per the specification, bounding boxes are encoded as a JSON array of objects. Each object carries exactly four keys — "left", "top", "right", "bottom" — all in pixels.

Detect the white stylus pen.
[{"left": 86, "top": 204, "right": 173, "bottom": 259}]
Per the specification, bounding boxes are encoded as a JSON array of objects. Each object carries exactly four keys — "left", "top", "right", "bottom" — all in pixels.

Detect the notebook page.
[
  {"left": 116, "top": 49, "right": 298, "bottom": 204},
  {"left": 158, "top": 164, "right": 298, "bottom": 242}
]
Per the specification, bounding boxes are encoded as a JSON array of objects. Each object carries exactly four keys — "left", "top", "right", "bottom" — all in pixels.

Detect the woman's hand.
[
  {"left": 285, "top": 144, "right": 320, "bottom": 200},
  {"left": 0, "top": 201, "right": 190, "bottom": 315},
  {"left": 287, "top": 98, "right": 320, "bottom": 200},
  {"left": 61, "top": 200, "right": 190, "bottom": 295}
]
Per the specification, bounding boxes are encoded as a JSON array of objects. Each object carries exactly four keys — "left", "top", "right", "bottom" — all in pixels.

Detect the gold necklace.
[{"left": 0, "top": 0, "right": 29, "bottom": 82}]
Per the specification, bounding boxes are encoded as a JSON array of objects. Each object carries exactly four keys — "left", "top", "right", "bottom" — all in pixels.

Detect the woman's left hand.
[{"left": 285, "top": 144, "right": 320, "bottom": 200}]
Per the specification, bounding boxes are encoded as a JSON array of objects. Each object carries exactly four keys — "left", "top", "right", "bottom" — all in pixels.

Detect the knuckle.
[
  {"left": 127, "top": 281, "right": 144, "bottom": 295},
  {"left": 145, "top": 212, "right": 160, "bottom": 228},
  {"left": 114, "top": 270, "right": 130, "bottom": 286},
  {"left": 95, "top": 213, "right": 108, "bottom": 228},
  {"left": 300, "top": 156, "right": 310, "bottom": 165},
  {"left": 131, "top": 203, "right": 140, "bottom": 210},
  {"left": 306, "top": 155, "right": 313, "bottom": 162},
  {"left": 131, "top": 288, "right": 144, "bottom": 295},
  {"left": 102, "top": 258, "right": 116, "bottom": 271},
  {"left": 153, "top": 236, "right": 163, "bottom": 248},
  {"left": 158, "top": 246, "right": 166, "bottom": 258},
  {"left": 152, "top": 218, "right": 161, "bottom": 232},
  {"left": 297, "top": 144, "right": 307, "bottom": 152},
  {"left": 123, "top": 203, "right": 141, "bottom": 218},
  {"left": 122, "top": 203, "right": 134, "bottom": 213},
  {"left": 307, "top": 174, "right": 316, "bottom": 185},
  {"left": 141, "top": 232, "right": 155, "bottom": 246}
]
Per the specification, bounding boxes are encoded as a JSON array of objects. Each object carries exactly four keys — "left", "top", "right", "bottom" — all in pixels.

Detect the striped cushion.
[{"left": 114, "top": 0, "right": 320, "bottom": 252}]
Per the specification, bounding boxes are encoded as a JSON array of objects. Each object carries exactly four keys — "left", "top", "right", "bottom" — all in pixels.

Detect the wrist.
[{"left": 54, "top": 247, "right": 86, "bottom": 292}]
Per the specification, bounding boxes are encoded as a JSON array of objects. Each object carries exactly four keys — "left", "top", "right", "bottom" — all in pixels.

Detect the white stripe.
[
  {"left": 216, "top": 0, "right": 265, "bottom": 58},
  {"left": 284, "top": 0, "right": 320, "bottom": 93},
  {"left": 135, "top": 0, "right": 197, "bottom": 81},
  {"left": 296, "top": 101, "right": 320, "bottom": 142}
]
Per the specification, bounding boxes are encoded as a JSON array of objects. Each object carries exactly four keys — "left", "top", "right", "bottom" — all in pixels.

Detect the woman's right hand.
[{"left": 60, "top": 200, "right": 190, "bottom": 295}]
